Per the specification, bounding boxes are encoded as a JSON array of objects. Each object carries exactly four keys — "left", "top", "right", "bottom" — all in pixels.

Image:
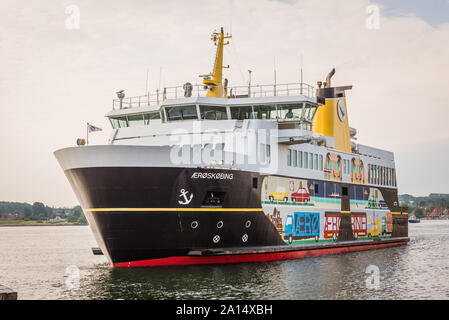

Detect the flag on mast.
[
  {"left": 87, "top": 123, "right": 102, "bottom": 133},
  {"left": 86, "top": 123, "right": 102, "bottom": 145}
]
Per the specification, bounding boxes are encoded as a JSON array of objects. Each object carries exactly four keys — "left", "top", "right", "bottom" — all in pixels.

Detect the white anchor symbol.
[{"left": 178, "top": 189, "right": 193, "bottom": 205}]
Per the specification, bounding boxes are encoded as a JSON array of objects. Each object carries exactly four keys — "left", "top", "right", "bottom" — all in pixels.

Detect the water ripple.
[{"left": 1, "top": 221, "right": 448, "bottom": 299}]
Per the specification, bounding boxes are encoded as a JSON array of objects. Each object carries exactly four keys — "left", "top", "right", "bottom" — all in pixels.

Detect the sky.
[{"left": 0, "top": 0, "right": 448, "bottom": 207}]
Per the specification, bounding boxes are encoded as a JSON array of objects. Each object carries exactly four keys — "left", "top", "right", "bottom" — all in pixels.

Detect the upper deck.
[
  {"left": 106, "top": 81, "right": 322, "bottom": 134},
  {"left": 110, "top": 82, "right": 316, "bottom": 110}
]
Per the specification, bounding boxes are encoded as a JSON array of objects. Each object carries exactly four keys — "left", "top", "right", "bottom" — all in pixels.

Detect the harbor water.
[{"left": 0, "top": 220, "right": 448, "bottom": 300}]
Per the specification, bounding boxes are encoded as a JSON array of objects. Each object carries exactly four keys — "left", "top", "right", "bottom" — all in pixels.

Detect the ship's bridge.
[
  {"left": 105, "top": 82, "right": 329, "bottom": 148},
  {"left": 107, "top": 83, "right": 319, "bottom": 129}
]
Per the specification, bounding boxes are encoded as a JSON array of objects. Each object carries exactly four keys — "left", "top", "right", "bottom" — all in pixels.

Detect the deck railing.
[{"left": 112, "top": 82, "right": 315, "bottom": 110}]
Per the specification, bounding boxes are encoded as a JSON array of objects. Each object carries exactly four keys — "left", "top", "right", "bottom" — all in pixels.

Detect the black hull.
[
  {"left": 63, "top": 166, "right": 408, "bottom": 266},
  {"left": 64, "top": 167, "right": 284, "bottom": 264}
]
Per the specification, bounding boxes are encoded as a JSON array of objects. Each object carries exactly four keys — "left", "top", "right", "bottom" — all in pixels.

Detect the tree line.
[
  {"left": 399, "top": 194, "right": 449, "bottom": 218},
  {"left": 0, "top": 201, "right": 87, "bottom": 224}
]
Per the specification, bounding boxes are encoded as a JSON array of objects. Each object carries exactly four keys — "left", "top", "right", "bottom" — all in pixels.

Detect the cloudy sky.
[{"left": 1, "top": 0, "right": 448, "bottom": 207}]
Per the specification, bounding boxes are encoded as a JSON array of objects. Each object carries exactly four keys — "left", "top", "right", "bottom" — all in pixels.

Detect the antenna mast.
[
  {"left": 200, "top": 27, "right": 232, "bottom": 98},
  {"left": 300, "top": 53, "right": 303, "bottom": 95},
  {"left": 274, "top": 56, "right": 277, "bottom": 96},
  {"left": 145, "top": 68, "right": 150, "bottom": 95}
]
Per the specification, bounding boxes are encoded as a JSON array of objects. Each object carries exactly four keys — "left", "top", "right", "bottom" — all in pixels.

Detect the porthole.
[
  {"left": 242, "top": 234, "right": 248, "bottom": 242},
  {"left": 191, "top": 221, "right": 198, "bottom": 229},
  {"left": 217, "top": 221, "right": 224, "bottom": 229},
  {"left": 245, "top": 220, "right": 251, "bottom": 228},
  {"left": 213, "top": 235, "right": 220, "bottom": 243}
]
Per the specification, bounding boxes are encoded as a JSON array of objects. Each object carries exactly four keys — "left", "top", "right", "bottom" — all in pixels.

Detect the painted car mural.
[
  {"left": 263, "top": 176, "right": 313, "bottom": 205},
  {"left": 268, "top": 187, "right": 289, "bottom": 202},
  {"left": 291, "top": 187, "right": 311, "bottom": 203},
  {"left": 324, "top": 213, "right": 367, "bottom": 240},
  {"left": 351, "top": 214, "right": 367, "bottom": 239},
  {"left": 367, "top": 211, "right": 393, "bottom": 237},
  {"left": 261, "top": 176, "right": 397, "bottom": 244},
  {"left": 284, "top": 212, "right": 320, "bottom": 243},
  {"left": 324, "top": 213, "right": 341, "bottom": 240}
]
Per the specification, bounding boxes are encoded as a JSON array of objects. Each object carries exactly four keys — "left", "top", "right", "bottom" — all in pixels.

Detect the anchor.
[{"left": 178, "top": 189, "right": 193, "bottom": 205}]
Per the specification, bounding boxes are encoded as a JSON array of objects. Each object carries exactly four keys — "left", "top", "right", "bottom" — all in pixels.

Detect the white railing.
[{"left": 112, "top": 82, "right": 315, "bottom": 110}]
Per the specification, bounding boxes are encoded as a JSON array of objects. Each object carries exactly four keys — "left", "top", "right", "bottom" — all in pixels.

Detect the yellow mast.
[{"left": 200, "top": 27, "right": 232, "bottom": 98}]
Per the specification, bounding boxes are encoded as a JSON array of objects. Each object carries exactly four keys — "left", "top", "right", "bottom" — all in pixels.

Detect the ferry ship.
[{"left": 55, "top": 28, "right": 409, "bottom": 267}]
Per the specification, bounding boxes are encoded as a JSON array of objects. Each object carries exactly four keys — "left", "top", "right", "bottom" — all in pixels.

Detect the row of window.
[
  {"left": 109, "top": 103, "right": 318, "bottom": 128},
  {"left": 110, "top": 112, "right": 162, "bottom": 129},
  {"left": 287, "top": 149, "right": 324, "bottom": 171},
  {"left": 287, "top": 149, "right": 397, "bottom": 188},
  {"left": 298, "top": 181, "right": 369, "bottom": 201},
  {"left": 175, "top": 143, "right": 225, "bottom": 150},
  {"left": 230, "top": 103, "right": 317, "bottom": 121},
  {"left": 368, "top": 164, "right": 396, "bottom": 187}
]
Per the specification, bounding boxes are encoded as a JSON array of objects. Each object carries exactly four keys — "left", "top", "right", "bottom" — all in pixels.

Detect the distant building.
[
  {"left": 423, "top": 208, "right": 444, "bottom": 218},
  {"left": 53, "top": 210, "right": 67, "bottom": 220},
  {"left": 51, "top": 216, "right": 66, "bottom": 221},
  {"left": 0, "top": 213, "right": 24, "bottom": 220}
]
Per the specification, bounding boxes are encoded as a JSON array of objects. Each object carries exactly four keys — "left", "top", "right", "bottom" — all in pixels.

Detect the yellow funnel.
[{"left": 312, "top": 69, "right": 353, "bottom": 153}]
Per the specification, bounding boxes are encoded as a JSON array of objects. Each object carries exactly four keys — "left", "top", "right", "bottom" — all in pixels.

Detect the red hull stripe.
[{"left": 113, "top": 242, "right": 407, "bottom": 267}]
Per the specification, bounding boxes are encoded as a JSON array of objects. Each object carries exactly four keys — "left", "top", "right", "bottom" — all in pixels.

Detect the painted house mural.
[
  {"left": 324, "top": 152, "right": 342, "bottom": 182},
  {"left": 350, "top": 157, "right": 367, "bottom": 184}
]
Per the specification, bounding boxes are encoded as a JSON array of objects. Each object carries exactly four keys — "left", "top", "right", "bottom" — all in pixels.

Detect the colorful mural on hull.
[{"left": 261, "top": 176, "right": 394, "bottom": 245}]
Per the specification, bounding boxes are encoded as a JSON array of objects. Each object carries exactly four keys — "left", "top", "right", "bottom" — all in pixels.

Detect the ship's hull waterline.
[{"left": 55, "top": 146, "right": 409, "bottom": 267}]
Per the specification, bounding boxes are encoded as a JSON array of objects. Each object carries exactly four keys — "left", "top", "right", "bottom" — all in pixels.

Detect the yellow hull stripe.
[{"left": 84, "top": 208, "right": 264, "bottom": 212}]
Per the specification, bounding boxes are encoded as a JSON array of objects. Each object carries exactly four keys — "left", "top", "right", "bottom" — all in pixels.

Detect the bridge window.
[
  {"left": 127, "top": 114, "right": 145, "bottom": 127},
  {"left": 144, "top": 112, "right": 162, "bottom": 125},
  {"left": 231, "top": 106, "right": 253, "bottom": 120},
  {"left": 110, "top": 116, "right": 128, "bottom": 129},
  {"left": 303, "top": 104, "right": 318, "bottom": 121},
  {"left": 200, "top": 105, "right": 228, "bottom": 120},
  {"left": 166, "top": 105, "right": 198, "bottom": 121},
  {"left": 277, "top": 103, "right": 303, "bottom": 119},
  {"left": 253, "top": 104, "right": 277, "bottom": 119}
]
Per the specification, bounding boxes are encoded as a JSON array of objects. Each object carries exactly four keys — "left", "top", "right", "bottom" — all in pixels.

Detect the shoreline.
[{"left": 0, "top": 220, "right": 87, "bottom": 227}]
